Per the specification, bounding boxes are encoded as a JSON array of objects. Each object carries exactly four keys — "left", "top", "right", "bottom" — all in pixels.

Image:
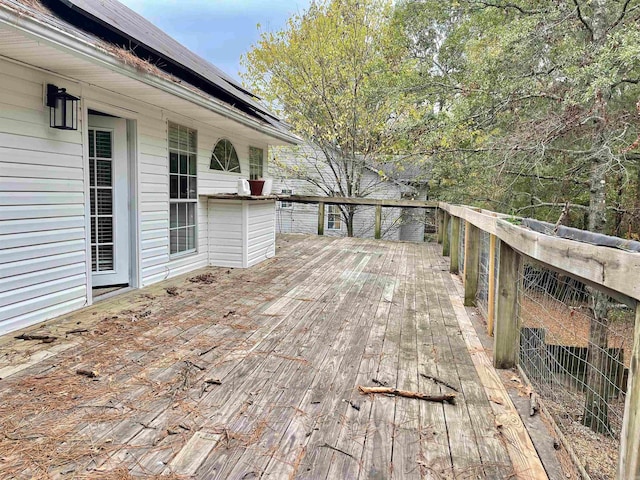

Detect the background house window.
[
  {"left": 249, "top": 147, "right": 264, "bottom": 179},
  {"left": 210, "top": 138, "right": 240, "bottom": 172},
  {"left": 169, "top": 122, "right": 197, "bottom": 255},
  {"left": 280, "top": 188, "right": 293, "bottom": 208},
  {"left": 327, "top": 204, "right": 342, "bottom": 230}
]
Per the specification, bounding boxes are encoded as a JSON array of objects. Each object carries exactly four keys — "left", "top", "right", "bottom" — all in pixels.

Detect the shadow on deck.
[{"left": 0, "top": 235, "right": 548, "bottom": 479}]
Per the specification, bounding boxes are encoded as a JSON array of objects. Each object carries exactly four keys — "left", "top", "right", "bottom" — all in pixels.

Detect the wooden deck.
[{"left": 0, "top": 235, "right": 545, "bottom": 479}]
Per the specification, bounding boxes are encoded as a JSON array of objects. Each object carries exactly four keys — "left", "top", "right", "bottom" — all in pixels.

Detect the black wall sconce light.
[{"left": 46, "top": 83, "right": 79, "bottom": 130}]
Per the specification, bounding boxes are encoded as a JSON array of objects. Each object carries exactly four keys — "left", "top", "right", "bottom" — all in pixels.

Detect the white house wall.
[
  {"left": 247, "top": 203, "right": 276, "bottom": 267},
  {"left": 207, "top": 200, "right": 244, "bottom": 269},
  {"left": 0, "top": 57, "right": 272, "bottom": 335},
  {"left": 0, "top": 61, "right": 87, "bottom": 334}
]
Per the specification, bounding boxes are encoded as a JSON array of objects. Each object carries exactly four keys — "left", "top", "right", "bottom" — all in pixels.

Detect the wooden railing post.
[
  {"left": 450, "top": 216, "right": 460, "bottom": 274},
  {"left": 487, "top": 234, "right": 497, "bottom": 336},
  {"left": 436, "top": 209, "right": 443, "bottom": 244},
  {"left": 318, "top": 202, "right": 325, "bottom": 236},
  {"left": 463, "top": 222, "right": 480, "bottom": 306},
  {"left": 619, "top": 303, "right": 640, "bottom": 479},
  {"left": 493, "top": 241, "right": 522, "bottom": 369},
  {"left": 442, "top": 212, "right": 450, "bottom": 257},
  {"left": 374, "top": 204, "right": 382, "bottom": 240}
]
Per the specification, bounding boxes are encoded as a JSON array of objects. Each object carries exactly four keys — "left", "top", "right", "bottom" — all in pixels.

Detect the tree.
[
  {"left": 395, "top": 0, "right": 640, "bottom": 434},
  {"left": 241, "top": 0, "right": 409, "bottom": 235}
]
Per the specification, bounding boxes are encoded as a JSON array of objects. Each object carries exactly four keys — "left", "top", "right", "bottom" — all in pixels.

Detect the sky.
[{"left": 118, "top": 0, "right": 312, "bottom": 81}]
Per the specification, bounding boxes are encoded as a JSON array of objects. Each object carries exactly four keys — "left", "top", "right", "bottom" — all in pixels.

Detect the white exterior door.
[{"left": 88, "top": 115, "right": 130, "bottom": 287}]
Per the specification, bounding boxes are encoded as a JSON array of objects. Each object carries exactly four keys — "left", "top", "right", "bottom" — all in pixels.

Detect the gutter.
[{"left": 0, "top": 5, "right": 301, "bottom": 145}]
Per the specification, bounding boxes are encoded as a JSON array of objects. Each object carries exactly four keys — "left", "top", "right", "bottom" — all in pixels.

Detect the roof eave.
[{"left": 0, "top": 4, "right": 301, "bottom": 145}]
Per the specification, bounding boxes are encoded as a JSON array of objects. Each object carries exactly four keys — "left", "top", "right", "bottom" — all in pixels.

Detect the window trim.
[
  {"left": 168, "top": 121, "right": 198, "bottom": 258},
  {"left": 210, "top": 138, "right": 241, "bottom": 173},
  {"left": 279, "top": 188, "right": 293, "bottom": 209},
  {"left": 327, "top": 204, "right": 342, "bottom": 230},
  {"left": 249, "top": 146, "right": 264, "bottom": 180}
]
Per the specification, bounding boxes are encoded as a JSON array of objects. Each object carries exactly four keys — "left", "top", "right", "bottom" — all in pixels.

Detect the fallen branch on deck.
[
  {"left": 420, "top": 373, "right": 459, "bottom": 392},
  {"left": 358, "top": 385, "right": 456, "bottom": 404},
  {"left": 15, "top": 333, "right": 57, "bottom": 343}
]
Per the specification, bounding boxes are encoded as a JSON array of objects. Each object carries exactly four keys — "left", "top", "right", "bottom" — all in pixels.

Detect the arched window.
[{"left": 210, "top": 139, "right": 240, "bottom": 173}]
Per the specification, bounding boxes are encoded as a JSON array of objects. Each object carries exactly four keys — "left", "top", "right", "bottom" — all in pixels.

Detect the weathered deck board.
[{"left": 0, "top": 235, "right": 547, "bottom": 479}]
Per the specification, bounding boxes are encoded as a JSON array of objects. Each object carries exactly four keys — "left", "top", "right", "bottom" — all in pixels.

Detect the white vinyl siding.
[
  {"left": 208, "top": 200, "right": 244, "bottom": 268},
  {"left": 0, "top": 61, "right": 87, "bottom": 335},
  {"left": 247, "top": 202, "right": 276, "bottom": 266},
  {"left": 208, "top": 200, "right": 276, "bottom": 268},
  {"left": 0, "top": 54, "right": 278, "bottom": 335}
]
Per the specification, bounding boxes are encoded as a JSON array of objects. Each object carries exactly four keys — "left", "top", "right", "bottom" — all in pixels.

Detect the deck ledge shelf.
[
  {"left": 200, "top": 193, "right": 281, "bottom": 201},
  {"left": 205, "top": 193, "right": 278, "bottom": 269}
]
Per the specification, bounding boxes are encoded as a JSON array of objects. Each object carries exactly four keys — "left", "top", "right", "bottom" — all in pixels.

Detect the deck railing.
[
  {"left": 439, "top": 203, "right": 640, "bottom": 480},
  {"left": 281, "top": 195, "right": 437, "bottom": 239}
]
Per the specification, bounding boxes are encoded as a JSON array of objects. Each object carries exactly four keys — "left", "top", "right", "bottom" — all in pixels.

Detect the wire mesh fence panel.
[
  {"left": 476, "top": 230, "right": 490, "bottom": 317},
  {"left": 518, "top": 260, "right": 634, "bottom": 478},
  {"left": 459, "top": 220, "right": 465, "bottom": 273}
]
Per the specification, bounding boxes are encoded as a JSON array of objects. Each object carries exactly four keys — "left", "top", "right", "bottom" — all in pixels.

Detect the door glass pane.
[
  {"left": 97, "top": 189, "right": 113, "bottom": 215},
  {"left": 95, "top": 131, "right": 112, "bottom": 158},
  {"left": 96, "top": 160, "right": 112, "bottom": 186},
  {"left": 98, "top": 245, "right": 114, "bottom": 271}
]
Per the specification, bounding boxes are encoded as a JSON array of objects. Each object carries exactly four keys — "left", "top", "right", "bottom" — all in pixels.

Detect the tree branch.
[{"left": 572, "top": 0, "right": 594, "bottom": 39}]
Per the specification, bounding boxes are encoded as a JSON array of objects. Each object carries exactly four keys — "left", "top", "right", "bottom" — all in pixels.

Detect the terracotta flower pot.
[{"left": 248, "top": 179, "right": 265, "bottom": 196}]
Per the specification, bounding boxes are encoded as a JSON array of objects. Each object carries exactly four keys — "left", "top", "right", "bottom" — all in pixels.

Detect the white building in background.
[{"left": 269, "top": 145, "right": 431, "bottom": 241}]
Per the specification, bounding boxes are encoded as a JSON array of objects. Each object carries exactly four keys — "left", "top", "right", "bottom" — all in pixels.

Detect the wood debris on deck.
[{"left": 0, "top": 235, "right": 546, "bottom": 479}]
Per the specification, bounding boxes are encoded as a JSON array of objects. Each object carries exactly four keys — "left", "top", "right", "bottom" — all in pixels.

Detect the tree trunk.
[{"left": 346, "top": 206, "right": 355, "bottom": 237}]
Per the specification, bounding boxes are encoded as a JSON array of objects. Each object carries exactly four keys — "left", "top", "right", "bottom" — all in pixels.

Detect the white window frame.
[
  {"left": 327, "top": 204, "right": 342, "bottom": 230},
  {"left": 169, "top": 122, "right": 198, "bottom": 257},
  {"left": 249, "top": 146, "right": 264, "bottom": 180},
  {"left": 279, "top": 188, "right": 293, "bottom": 208}
]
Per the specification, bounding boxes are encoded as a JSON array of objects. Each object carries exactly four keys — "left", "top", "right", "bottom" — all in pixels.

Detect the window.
[
  {"left": 280, "top": 188, "right": 293, "bottom": 208},
  {"left": 89, "top": 129, "right": 114, "bottom": 271},
  {"left": 249, "top": 147, "right": 264, "bottom": 180},
  {"left": 327, "top": 204, "right": 342, "bottom": 230},
  {"left": 169, "top": 122, "right": 197, "bottom": 255},
  {"left": 210, "top": 138, "right": 240, "bottom": 172}
]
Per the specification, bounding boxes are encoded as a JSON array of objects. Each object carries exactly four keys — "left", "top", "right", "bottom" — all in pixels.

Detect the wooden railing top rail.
[
  {"left": 439, "top": 202, "right": 640, "bottom": 303},
  {"left": 285, "top": 195, "right": 438, "bottom": 209}
]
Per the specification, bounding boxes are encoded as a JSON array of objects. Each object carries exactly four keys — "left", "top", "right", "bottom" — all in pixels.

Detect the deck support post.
[
  {"left": 493, "top": 241, "right": 522, "bottom": 369},
  {"left": 450, "top": 216, "right": 460, "bottom": 274},
  {"left": 619, "top": 303, "right": 640, "bottom": 479},
  {"left": 318, "top": 202, "right": 325, "bottom": 236},
  {"left": 487, "top": 234, "right": 497, "bottom": 336},
  {"left": 463, "top": 221, "right": 480, "bottom": 306},
  {"left": 442, "top": 211, "right": 450, "bottom": 257},
  {"left": 436, "top": 209, "right": 443, "bottom": 243},
  {"left": 374, "top": 204, "right": 382, "bottom": 240}
]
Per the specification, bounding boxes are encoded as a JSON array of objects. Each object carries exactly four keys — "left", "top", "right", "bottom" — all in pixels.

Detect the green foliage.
[{"left": 393, "top": 0, "right": 640, "bottom": 236}]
